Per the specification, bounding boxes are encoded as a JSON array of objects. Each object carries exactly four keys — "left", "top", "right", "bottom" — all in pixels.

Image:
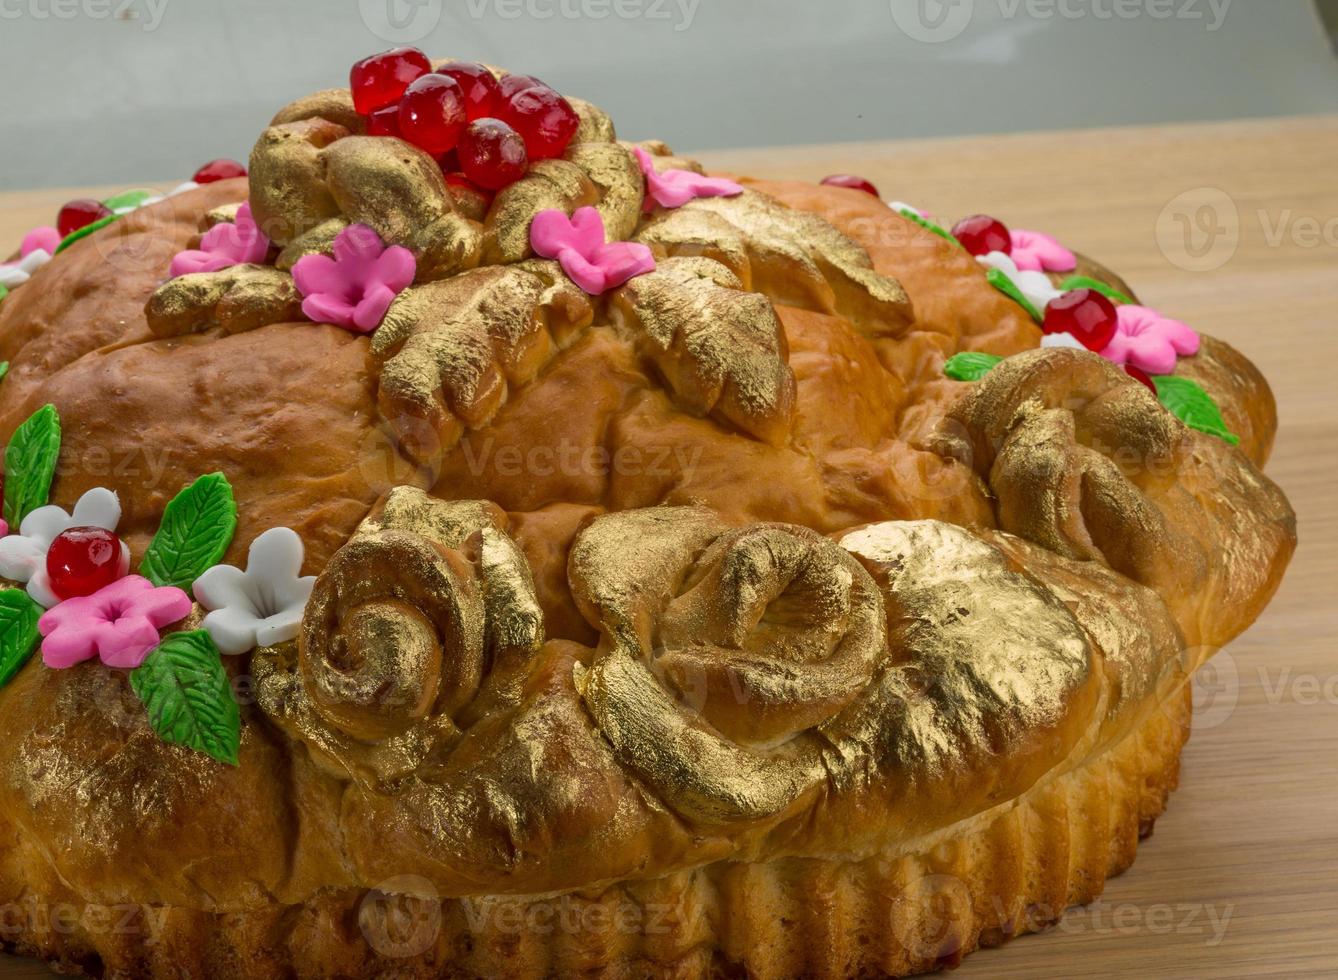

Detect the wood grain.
[{"left": 0, "top": 115, "right": 1332, "bottom": 978}]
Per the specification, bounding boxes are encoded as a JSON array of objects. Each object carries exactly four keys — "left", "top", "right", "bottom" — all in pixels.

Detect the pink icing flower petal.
[
  {"left": 38, "top": 575, "right": 192, "bottom": 670},
  {"left": 169, "top": 202, "right": 270, "bottom": 278},
  {"left": 372, "top": 245, "right": 418, "bottom": 293},
  {"left": 291, "top": 253, "right": 344, "bottom": 298},
  {"left": 301, "top": 293, "right": 358, "bottom": 327},
  {"left": 351, "top": 284, "right": 399, "bottom": 334},
  {"left": 633, "top": 147, "right": 744, "bottom": 212},
  {"left": 20, "top": 227, "right": 60, "bottom": 259},
  {"left": 530, "top": 209, "right": 578, "bottom": 259},
  {"left": 1098, "top": 305, "right": 1200, "bottom": 376},
  {"left": 292, "top": 224, "right": 416, "bottom": 333},
  {"left": 530, "top": 207, "right": 656, "bottom": 295},
  {"left": 169, "top": 250, "right": 233, "bottom": 278},
  {"left": 334, "top": 223, "right": 385, "bottom": 264},
  {"left": 1009, "top": 229, "right": 1077, "bottom": 273}
]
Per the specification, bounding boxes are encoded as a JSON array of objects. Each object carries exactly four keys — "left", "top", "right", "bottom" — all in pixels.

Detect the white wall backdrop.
[{"left": 0, "top": 0, "right": 1335, "bottom": 189}]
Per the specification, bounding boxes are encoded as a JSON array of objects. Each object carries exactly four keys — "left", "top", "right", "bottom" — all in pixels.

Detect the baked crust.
[{"left": 0, "top": 79, "right": 1295, "bottom": 978}]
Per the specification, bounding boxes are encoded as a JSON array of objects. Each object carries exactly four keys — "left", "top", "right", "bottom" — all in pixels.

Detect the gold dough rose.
[{"left": 254, "top": 487, "right": 542, "bottom": 785}]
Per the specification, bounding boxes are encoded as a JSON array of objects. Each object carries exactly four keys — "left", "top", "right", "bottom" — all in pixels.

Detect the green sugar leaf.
[
  {"left": 1151, "top": 375, "right": 1240, "bottom": 446},
  {"left": 102, "top": 189, "right": 156, "bottom": 213},
  {"left": 0, "top": 590, "right": 42, "bottom": 690},
  {"left": 0, "top": 363, "right": 8, "bottom": 384},
  {"left": 985, "top": 268, "right": 1044, "bottom": 323},
  {"left": 944, "top": 352, "right": 1004, "bottom": 382},
  {"left": 0, "top": 284, "right": 8, "bottom": 305},
  {"left": 3, "top": 404, "right": 61, "bottom": 527},
  {"left": 896, "top": 207, "right": 959, "bottom": 246},
  {"left": 1058, "top": 275, "right": 1134, "bottom": 307},
  {"left": 55, "top": 214, "right": 118, "bottom": 253},
  {"left": 140, "top": 473, "right": 238, "bottom": 591},
  {"left": 131, "top": 630, "right": 240, "bottom": 766}
]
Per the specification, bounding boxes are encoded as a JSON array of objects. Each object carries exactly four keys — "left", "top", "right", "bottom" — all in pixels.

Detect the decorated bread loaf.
[{"left": 0, "top": 49, "right": 1294, "bottom": 979}]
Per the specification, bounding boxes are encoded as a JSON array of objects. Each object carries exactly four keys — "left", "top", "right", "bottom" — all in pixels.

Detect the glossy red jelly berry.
[
  {"left": 952, "top": 214, "right": 1012, "bottom": 256},
  {"left": 436, "top": 61, "right": 502, "bottom": 120},
  {"left": 56, "top": 199, "right": 112, "bottom": 238},
  {"left": 459, "top": 118, "right": 529, "bottom": 191},
  {"left": 192, "top": 159, "right": 247, "bottom": 184},
  {"left": 499, "top": 86, "right": 579, "bottom": 160},
  {"left": 1125, "top": 365, "right": 1156, "bottom": 392},
  {"left": 821, "top": 174, "right": 880, "bottom": 197},
  {"left": 366, "top": 105, "right": 401, "bottom": 138},
  {"left": 350, "top": 46, "right": 431, "bottom": 115},
  {"left": 497, "top": 73, "right": 547, "bottom": 100},
  {"left": 398, "top": 74, "right": 467, "bottom": 155},
  {"left": 1043, "top": 288, "right": 1119, "bottom": 351},
  {"left": 46, "top": 527, "right": 126, "bottom": 601}
]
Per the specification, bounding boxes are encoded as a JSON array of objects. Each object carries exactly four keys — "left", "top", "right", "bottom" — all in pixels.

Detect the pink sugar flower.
[
  {"left": 1098, "top": 305, "right": 1201, "bottom": 376},
  {"left": 0, "top": 226, "right": 61, "bottom": 288},
  {"left": 291, "top": 224, "right": 416, "bottom": 334},
  {"left": 169, "top": 202, "right": 270, "bottom": 278},
  {"left": 38, "top": 575, "right": 193, "bottom": 670},
  {"left": 19, "top": 226, "right": 60, "bottom": 258},
  {"left": 530, "top": 207, "right": 655, "bottom": 295},
  {"left": 633, "top": 147, "right": 744, "bottom": 212},
  {"left": 1009, "top": 229, "right": 1077, "bottom": 273}
]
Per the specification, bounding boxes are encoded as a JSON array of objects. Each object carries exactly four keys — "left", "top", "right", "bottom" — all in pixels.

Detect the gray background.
[{"left": 0, "top": 0, "right": 1335, "bottom": 190}]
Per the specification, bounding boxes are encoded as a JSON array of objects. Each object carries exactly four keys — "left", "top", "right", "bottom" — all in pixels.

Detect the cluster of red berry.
[
  {"left": 54, "top": 159, "right": 247, "bottom": 240},
  {"left": 350, "top": 48, "right": 579, "bottom": 193}
]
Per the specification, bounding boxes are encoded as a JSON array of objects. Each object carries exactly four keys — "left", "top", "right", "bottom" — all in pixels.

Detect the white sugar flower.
[
  {"left": 1041, "top": 331, "right": 1087, "bottom": 351},
  {"left": 0, "top": 248, "right": 53, "bottom": 289},
  {"left": 978, "top": 250, "right": 1064, "bottom": 317},
  {"left": 194, "top": 527, "right": 316, "bottom": 655},
  {"left": 0, "top": 488, "right": 128, "bottom": 608}
]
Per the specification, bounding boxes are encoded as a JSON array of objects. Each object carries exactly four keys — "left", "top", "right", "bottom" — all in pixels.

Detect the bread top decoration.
[{"left": 0, "top": 48, "right": 1295, "bottom": 906}]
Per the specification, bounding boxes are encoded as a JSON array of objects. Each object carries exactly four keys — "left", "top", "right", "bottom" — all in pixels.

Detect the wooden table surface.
[{"left": 0, "top": 115, "right": 1334, "bottom": 978}]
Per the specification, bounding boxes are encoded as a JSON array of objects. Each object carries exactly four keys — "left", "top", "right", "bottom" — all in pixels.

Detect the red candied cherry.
[
  {"left": 350, "top": 46, "right": 431, "bottom": 114},
  {"left": 398, "top": 74, "right": 468, "bottom": 155},
  {"left": 366, "top": 105, "right": 401, "bottom": 138},
  {"left": 46, "top": 526, "right": 127, "bottom": 601},
  {"left": 499, "top": 86, "right": 579, "bottom": 160},
  {"left": 436, "top": 61, "right": 502, "bottom": 120},
  {"left": 1043, "top": 288, "right": 1119, "bottom": 352},
  {"left": 192, "top": 159, "right": 247, "bottom": 184},
  {"left": 459, "top": 118, "right": 529, "bottom": 190},
  {"left": 496, "top": 73, "right": 547, "bottom": 100},
  {"left": 1125, "top": 364, "right": 1157, "bottom": 392},
  {"left": 56, "top": 199, "right": 112, "bottom": 238},
  {"left": 821, "top": 174, "right": 880, "bottom": 197},
  {"left": 952, "top": 214, "right": 1012, "bottom": 257}
]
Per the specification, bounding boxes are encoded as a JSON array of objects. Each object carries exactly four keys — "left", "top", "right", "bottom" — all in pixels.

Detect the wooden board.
[{"left": 0, "top": 114, "right": 1333, "bottom": 978}]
